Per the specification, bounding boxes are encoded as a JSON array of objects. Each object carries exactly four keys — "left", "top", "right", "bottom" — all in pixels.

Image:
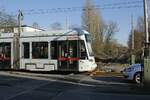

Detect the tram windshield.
[{"left": 85, "top": 34, "right": 94, "bottom": 56}]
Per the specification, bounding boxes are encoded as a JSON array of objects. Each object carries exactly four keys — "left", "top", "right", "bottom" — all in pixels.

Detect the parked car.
[{"left": 122, "top": 64, "right": 142, "bottom": 84}]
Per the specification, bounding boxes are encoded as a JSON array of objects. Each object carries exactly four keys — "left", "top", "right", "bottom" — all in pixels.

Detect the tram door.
[
  {"left": 58, "top": 40, "right": 78, "bottom": 71},
  {"left": 0, "top": 43, "right": 11, "bottom": 69}
]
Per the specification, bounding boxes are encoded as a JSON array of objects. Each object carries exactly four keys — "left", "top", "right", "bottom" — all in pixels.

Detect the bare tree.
[
  {"left": 136, "top": 16, "right": 144, "bottom": 33},
  {"left": 82, "top": 0, "right": 105, "bottom": 55},
  {"left": 127, "top": 16, "right": 150, "bottom": 63},
  {"left": 82, "top": 0, "right": 121, "bottom": 60},
  {"left": 105, "top": 21, "right": 118, "bottom": 42},
  {"left": 50, "top": 22, "right": 62, "bottom": 30},
  {"left": 69, "top": 24, "right": 80, "bottom": 29},
  {"left": 103, "top": 21, "right": 118, "bottom": 57},
  {"left": 32, "top": 22, "right": 39, "bottom": 28},
  {"left": 0, "top": 11, "right": 17, "bottom": 27}
]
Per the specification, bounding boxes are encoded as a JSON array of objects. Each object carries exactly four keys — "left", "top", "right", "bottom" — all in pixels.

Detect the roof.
[
  {"left": 0, "top": 25, "right": 45, "bottom": 31},
  {"left": 21, "top": 30, "right": 78, "bottom": 37},
  {"left": 0, "top": 29, "right": 89, "bottom": 38}
]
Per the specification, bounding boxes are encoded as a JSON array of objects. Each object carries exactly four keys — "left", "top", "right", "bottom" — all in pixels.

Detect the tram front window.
[
  {"left": 4, "top": 46, "right": 11, "bottom": 57},
  {"left": 80, "top": 41, "right": 87, "bottom": 59},
  {"left": 85, "top": 34, "right": 94, "bottom": 56},
  {"left": 85, "top": 34, "right": 92, "bottom": 43}
]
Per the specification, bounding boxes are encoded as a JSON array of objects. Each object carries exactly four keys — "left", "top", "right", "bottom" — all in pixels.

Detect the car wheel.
[{"left": 134, "top": 72, "right": 141, "bottom": 84}]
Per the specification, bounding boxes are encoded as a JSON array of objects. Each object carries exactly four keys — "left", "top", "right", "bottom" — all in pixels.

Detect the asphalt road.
[{"left": 0, "top": 72, "right": 150, "bottom": 100}]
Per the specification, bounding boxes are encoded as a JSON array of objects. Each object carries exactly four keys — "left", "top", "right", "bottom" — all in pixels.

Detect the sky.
[{"left": 0, "top": 0, "right": 150, "bottom": 46}]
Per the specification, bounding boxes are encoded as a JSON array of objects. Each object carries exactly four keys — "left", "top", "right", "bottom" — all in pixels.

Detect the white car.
[{"left": 122, "top": 64, "right": 142, "bottom": 84}]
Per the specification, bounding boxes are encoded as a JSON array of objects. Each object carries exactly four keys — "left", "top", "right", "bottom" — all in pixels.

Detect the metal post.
[
  {"left": 131, "top": 15, "right": 134, "bottom": 50},
  {"left": 14, "top": 9, "right": 23, "bottom": 69},
  {"left": 144, "top": 0, "right": 149, "bottom": 43},
  {"left": 131, "top": 15, "right": 135, "bottom": 64},
  {"left": 143, "top": 0, "right": 150, "bottom": 84},
  {"left": 18, "top": 9, "right": 22, "bottom": 36}
]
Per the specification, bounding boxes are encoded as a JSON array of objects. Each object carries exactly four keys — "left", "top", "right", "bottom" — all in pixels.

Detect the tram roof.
[
  {"left": 0, "top": 29, "right": 90, "bottom": 38},
  {"left": 21, "top": 29, "right": 89, "bottom": 37}
]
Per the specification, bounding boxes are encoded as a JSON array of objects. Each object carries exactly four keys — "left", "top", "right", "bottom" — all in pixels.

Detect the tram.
[{"left": 0, "top": 29, "right": 97, "bottom": 72}]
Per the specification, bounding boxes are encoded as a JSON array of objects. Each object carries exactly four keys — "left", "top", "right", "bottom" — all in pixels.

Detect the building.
[{"left": 0, "top": 25, "right": 44, "bottom": 33}]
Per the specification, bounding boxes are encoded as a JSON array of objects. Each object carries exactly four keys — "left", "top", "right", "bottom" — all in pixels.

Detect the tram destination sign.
[{"left": 66, "top": 36, "right": 79, "bottom": 40}]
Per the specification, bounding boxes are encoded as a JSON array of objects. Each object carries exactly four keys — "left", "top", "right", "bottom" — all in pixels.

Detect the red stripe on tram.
[
  {"left": 58, "top": 57, "right": 80, "bottom": 61},
  {"left": 0, "top": 57, "right": 11, "bottom": 61},
  {"left": 58, "top": 57, "right": 67, "bottom": 61},
  {"left": 67, "top": 58, "right": 80, "bottom": 61},
  {"left": 0, "top": 57, "right": 3, "bottom": 61},
  {"left": 4, "top": 57, "right": 10, "bottom": 61}
]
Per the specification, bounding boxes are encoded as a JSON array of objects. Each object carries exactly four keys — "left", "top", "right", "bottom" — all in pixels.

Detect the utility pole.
[
  {"left": 143, "top": 0, "right": 150, "bottom": 84},
  {"left": 131, "top": 15, "right": 134, "bottom": 50},
  {"left": 14, "top": 9, "right": 23, "bottom": 69},
  {"left": 144, "top": 0, "right": 149, "bottom": 43},
  {"left": 18, "top": 9, "right": 22, "bottom": 36},
  {"left": 131, "top": 15, "right": 135, "bottom": 64}
]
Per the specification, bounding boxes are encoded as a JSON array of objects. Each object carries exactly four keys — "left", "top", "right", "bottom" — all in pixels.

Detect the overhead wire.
[
  {"left": 0, "top": 0, "right": 148, "bottom": 28},
  {"left": 9, "top": 0, "right": 144, "bottom": 16}
]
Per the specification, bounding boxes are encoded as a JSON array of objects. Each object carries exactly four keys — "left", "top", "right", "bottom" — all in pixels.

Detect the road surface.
[{"left": 0, "top": 71, "right": 150, "bottom": 100}]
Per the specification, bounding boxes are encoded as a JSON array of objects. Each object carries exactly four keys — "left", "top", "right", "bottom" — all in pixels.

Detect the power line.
[
  {"left": 10, "top": 5, "right": 142, "bottom": 16},
  {"left": 20, "top": 5, "right": 142, "bottom": 15},
  {"left": 22, "top": 0, "right": 143, "bottom": 12},
  {"left": 10, "top": 0, "right": 144, "bottom": 16},
  {"left": 0, "top": 0, "right": 148, "bottom": 28},
  {"left": 95, "top": 0, "right": 143, "bottom": 7}
]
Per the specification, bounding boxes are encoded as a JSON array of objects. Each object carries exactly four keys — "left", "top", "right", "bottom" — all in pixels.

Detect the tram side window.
[
  {"left": 32, "top": 42, "right": 48, "bottom": 59},
  {"left": 80, "top": 41, "right": 87, "bottom": 59},
  {"left": 51, "top": 41, "right": 58, "bottom": 59},
  {"left": 23, "top": 43, "right": 30, "bottom": 58},
  {"left": 0, "top": 44, "right": 3, "bottom": 58},
  {"left": 5, "top": 46, "right": 11, "bottom": 57},
  {"left": 0, "top": 43, "right": 11, "bottom": 58}
]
